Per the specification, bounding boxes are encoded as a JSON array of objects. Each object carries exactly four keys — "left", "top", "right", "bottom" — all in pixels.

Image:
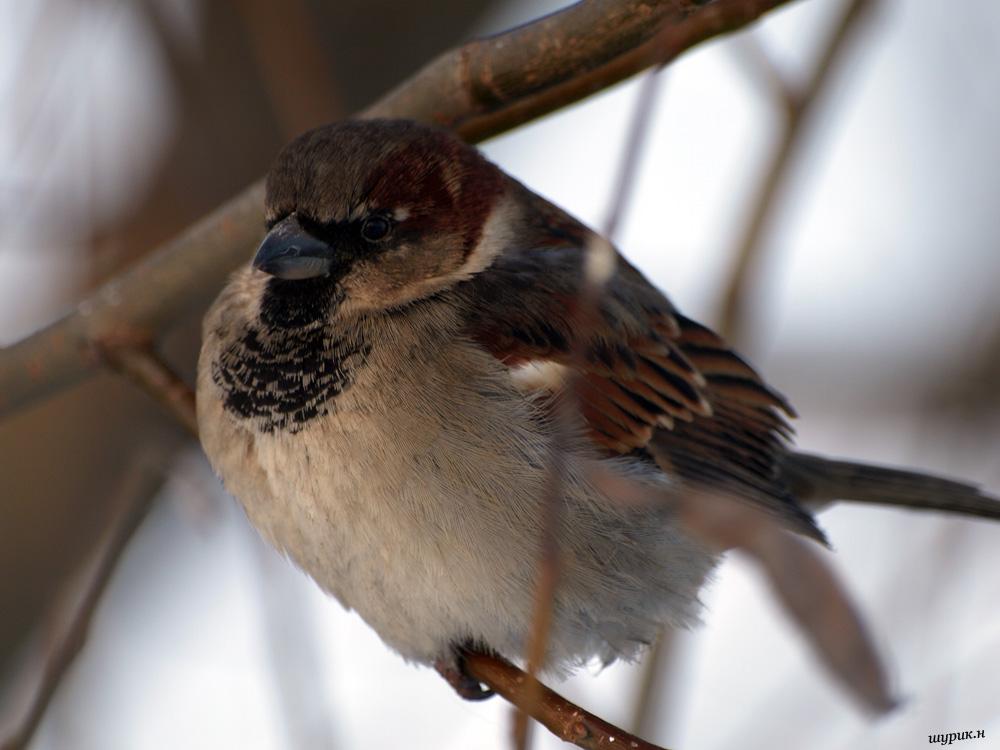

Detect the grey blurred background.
[{"left": 1, "top": 0, "right": 999, "bottom": 748}]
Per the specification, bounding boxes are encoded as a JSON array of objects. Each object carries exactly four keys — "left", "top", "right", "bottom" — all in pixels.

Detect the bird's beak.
[{"left": 253, "top": 214, "right": 337, "bottom": 280}]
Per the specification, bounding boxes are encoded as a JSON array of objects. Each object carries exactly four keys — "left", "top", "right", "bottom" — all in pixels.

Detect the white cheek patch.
[
  {"left": 453, "top": 195, "right": 518, "bottom": 279},
  {"left": 342, "top": 194, "right": 516, "bottom": 309}
]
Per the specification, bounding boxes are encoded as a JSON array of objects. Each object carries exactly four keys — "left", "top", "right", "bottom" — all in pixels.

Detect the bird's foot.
[{"left": 434, "top": 649, "right": 495, "bottom": 701}]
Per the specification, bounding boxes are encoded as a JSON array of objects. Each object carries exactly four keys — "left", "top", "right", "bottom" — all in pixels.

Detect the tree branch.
[
  {"left": 463, "top": 651, "right": 671, "bottom": 750},
  {"left": 0, "top": 181, "right": 266, "bottom": 417},
  {"left": 0, "top": 0, "right": 801, "bottom": 422}
]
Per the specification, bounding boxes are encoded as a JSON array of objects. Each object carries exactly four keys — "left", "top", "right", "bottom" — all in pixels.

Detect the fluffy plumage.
[{"left": 196, "top": 118, "right": 994, "bottom": 678}]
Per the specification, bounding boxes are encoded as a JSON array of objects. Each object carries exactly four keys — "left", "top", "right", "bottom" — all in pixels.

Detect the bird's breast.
[{"left": 210, "top": 322, "right": 371, "bottom": 434}]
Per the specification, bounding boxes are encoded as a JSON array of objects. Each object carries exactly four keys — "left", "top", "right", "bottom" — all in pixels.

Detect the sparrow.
[{"left": 196, "top": 118, "right": 997, "bottom": 694}]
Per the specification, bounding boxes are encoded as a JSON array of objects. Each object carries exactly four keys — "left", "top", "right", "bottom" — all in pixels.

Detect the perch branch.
[{"left": 463, "top": 651, "right": 671, "bottom": 750}]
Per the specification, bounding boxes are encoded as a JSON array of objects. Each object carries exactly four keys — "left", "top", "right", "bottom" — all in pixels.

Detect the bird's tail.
[{"left": 780, "top": 451, "right": 1000, "bottom": 520}]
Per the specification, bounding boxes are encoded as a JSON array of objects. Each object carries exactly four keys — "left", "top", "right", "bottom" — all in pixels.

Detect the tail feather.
[{"left": 780, "top": 451, "right": 1000, "bottom": 521}]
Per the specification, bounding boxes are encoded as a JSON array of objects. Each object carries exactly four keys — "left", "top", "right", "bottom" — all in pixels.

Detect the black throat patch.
[{"left": 212, "top": 277, "right": 370, "bottom": 433}]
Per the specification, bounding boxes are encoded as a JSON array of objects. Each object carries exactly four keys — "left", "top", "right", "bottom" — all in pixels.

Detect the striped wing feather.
[
  {"left": 462, "top": 246, "right": 823, "bottom": 541},
  {"left": 457, "top": 227, "right": 823, "bottom": 542}
]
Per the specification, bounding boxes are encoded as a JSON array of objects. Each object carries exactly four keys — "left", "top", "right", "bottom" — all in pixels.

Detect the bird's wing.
[{"left": 457, "top": 194, "right": 823, "bottom": 541}]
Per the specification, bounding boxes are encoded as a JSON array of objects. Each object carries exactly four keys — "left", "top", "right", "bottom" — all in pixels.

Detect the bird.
[{"left": 196, "top": 117, "right": 998, "bottom": 698}]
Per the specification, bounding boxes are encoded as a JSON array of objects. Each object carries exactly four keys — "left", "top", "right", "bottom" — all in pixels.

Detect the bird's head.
[{"left": 253, "top": 118, "right": 514, "bottom": 320}]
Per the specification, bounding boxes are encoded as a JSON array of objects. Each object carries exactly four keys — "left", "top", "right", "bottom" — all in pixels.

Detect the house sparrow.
[{"left": 196, "top": 118, "right": 996, "bottom": 693}]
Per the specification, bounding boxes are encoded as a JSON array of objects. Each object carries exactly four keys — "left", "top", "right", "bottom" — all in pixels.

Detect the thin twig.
[
  {"left": 717, "top": 0, "right": 876, "bottom": 344},
  {"left": 0, "top": 0, "right": 800, "bottom": 422},
  {"left": 0, "top": 450, "right": 168, "bottom": 750},
  {"left": 729, "top": 32, "right": 800, "bottom": 114},
  {"left": 464, "top": 651, "right": 672, "bottom": 750},
  {"left": 517, "top": 430, "right": 568, "bottom": 750},
  {"left": 603, "top": 69, "right": 666, "bottom": 239}
]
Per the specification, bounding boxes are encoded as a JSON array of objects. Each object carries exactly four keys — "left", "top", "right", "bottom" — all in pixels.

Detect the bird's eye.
[{"left": 360, "top": 215, "right": 392, "bottom": 242}]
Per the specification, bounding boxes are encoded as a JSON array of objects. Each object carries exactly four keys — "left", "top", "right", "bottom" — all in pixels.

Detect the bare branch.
[
  {"left": 0, "top": 181, "right": 267, "bottom": 418},
  {"left": 374, "top": 0, "right": 804, "bottom": 144},
  {"left": 0, "top": 0, "right": 801, "bottom": 422},
  {"left": 463, "top": 651, "right": 672, "bottom": 750}
]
